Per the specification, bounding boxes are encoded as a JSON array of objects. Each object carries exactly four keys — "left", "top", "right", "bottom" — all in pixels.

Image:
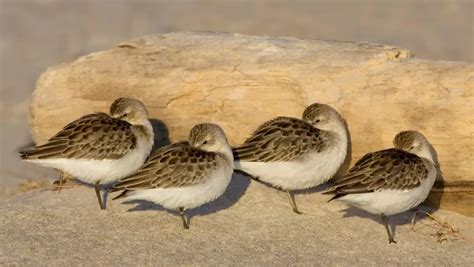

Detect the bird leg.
[
  {"left": 286, "top": 190, "right": 303, "bottom": 214},
  {"left": 381, "top": 214, "right": 396, "bottom": 244},
  {"left": 94, "top": 181, "right": 105, "bottom": 210},
  {"left": 179, "top": 207, "right": 189, "bottom": 229},
  {"left": 410, "top": 208, "right": 420, "bottom": 231},
  {"left": 424, "top": 212, "right": 457, "bottom": 232},
  {"left": 422, "top": 212, "right": 459, "bottom": 242}
]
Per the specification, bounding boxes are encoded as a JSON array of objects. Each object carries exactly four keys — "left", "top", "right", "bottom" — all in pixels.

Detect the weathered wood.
[{"left": 426, "top": 181, "right": 474, "bottom": 217}]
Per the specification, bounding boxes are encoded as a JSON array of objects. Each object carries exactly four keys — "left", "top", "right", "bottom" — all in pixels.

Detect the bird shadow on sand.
[
  {"left": 234, "top": 168, "right": 333, "bottom": 196},
  {"left": 119, "top": 173, "right": 250, "bottom": 225},
  {"left": 149, "top": 118, "right": 172, "bottom": 151},
  {"left": 339, "top": 205, "right": 435, "bottom": 239}
]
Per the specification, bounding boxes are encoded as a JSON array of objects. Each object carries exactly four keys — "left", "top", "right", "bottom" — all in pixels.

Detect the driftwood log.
[{"left": 29, "top": 32, "right": 473, "bottom": 216}]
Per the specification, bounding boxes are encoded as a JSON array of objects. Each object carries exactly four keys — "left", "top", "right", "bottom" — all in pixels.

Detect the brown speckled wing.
[
  {"left": 327, "top": 148, "right": 429, "bottom": 196},
  {"left": 233, "top": 117, "right": 327, "bottom": 162},
  {"left": 20, "top": 113, "right": 136, "bottom": 160},
  {"left": 112, "top": 143, "right": 219, "bottom": 190}
]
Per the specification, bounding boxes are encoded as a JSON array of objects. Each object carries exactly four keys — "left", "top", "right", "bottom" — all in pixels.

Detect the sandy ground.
[
  {"left": 1, "top": 174, "right": 473, "bottom": 265},
  {"left": 1, "top": 0, "right": 473, "bottom": 195}
]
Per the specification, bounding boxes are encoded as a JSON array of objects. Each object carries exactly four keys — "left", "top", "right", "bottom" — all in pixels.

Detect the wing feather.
[
  {"left": 112, "top": 144, "right": 219, "bottom": 191},
  {"left": 325, "top": 148, "right": 429, "bottom": 198},
  {"left": 233, "top": 117, "right": 327, "bottom": 162},
  {"left": 20, "top": 113, "right": 136, "bottom": 160}
]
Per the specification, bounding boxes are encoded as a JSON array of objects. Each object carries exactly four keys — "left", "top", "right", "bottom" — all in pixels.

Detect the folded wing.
[
  {"left": 325, "top": 148, "right": 429, "bottom": 199},
  {"left": 20, "top": 113, "right": 136, "bottom": 160},
  {"left": 233, "top": 117, "right": 327, "bottom": 162},
  {"left": 112, "top": 144, "right": 219, "bottom": 191}
]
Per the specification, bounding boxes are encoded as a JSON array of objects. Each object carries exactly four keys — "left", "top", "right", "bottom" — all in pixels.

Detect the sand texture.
[{"left": 0, "top": 175, "right": 473, "bottom": 265}]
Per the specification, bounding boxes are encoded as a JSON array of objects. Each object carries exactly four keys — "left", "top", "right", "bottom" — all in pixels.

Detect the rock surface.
[
  {"left": 1, "top": 177, "right": 473, "bottom": 265},
  {"left": 28, "top": 32, "right": 474, "bottom": 214}
]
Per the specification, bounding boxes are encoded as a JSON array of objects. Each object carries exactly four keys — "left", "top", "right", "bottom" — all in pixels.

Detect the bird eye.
[
  {"left": 410, "top": 146, "right": 414, "bottom": 150},
  {"left": 122, "top": 113, "right": 128, "bottom": 118},
  {"left": 203, "top": 140, "right": 208, "bottom": 145},
  {"left": 315, "top": 119, "right": 321, "bottom": 123}
]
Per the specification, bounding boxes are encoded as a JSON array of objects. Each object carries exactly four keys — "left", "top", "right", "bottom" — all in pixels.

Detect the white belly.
[
  {"left": 26, "top": 138, "right": 153, "bottom": 185},
  {"left": 234, "top": 146, "right": 346, "bottom": 190},
  {"left": 337, "top": 168, "right": 437, "bottom": 216},
  {"left": 123, "top": 166, "right": 233, "bottom": 210}
]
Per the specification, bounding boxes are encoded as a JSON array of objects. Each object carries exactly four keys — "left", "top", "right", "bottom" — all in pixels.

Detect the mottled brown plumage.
[
  {"left": 20, "top": 113, "right": 136, "bottom": 160},
  {"left": 233, "top": 117, "right": 330, "bottom": 162},
  {"left": 324, "top": 130, "right": 437, "bottom": 244},
  {"left": 112, "top": 144, "right": 220, "bottom": 190},
  {"left": 327, "top": 148, "right": 429, "bottom": 198},
  {"left": 20, "top": 97, "right": 154, "bottom": 210},
  {"left": 111, "top": 123, "right": 233, "bottom": 228}
]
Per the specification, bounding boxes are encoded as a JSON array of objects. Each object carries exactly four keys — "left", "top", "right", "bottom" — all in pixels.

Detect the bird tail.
[
  {"left": 321, "top": 188, "right": 345, "bottom": 202},
  {"left": 111, "top": 189, "right": 130, "bottom": 200},
  {"left": 19, "top": 148, "right": 38, "bottom": 160}
]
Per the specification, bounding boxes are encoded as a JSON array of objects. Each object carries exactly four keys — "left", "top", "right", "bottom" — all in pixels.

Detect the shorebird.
[
  {"left": 20, "top": 98, "right": 154, "bottom": 210},
  {"left": 324, "top": 131, "right": 438, "bottom": 243},
  {"left": 233, "top": 103, "right": 348, "bottom": 214},
  {"left": 111, "top": 123, "right": 234, "bottom": 229}
]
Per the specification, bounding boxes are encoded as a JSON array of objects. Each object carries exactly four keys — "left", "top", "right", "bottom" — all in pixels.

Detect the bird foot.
[
  {"left": 292, "top": 208, "right": 304, "bottom": 215},
  {"left": 412, "top": 212, "right": 461, "bottom": 243},
  {"left": 424, "top": 212, "right": 460, "bottom": 243}
]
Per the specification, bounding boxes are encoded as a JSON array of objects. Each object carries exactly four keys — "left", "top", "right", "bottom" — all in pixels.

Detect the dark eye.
[
  {"left": 315, "top": 119, "right": 321, "bottom": 123},
  {"left": 410, "top": 146, "right": 414, "bottom": 149},
  {"left": 203, "top": 140, "right": 208, "bottom": 145},
  {"left": 122, "top": 113, "right": 128, "bottom": 118}
]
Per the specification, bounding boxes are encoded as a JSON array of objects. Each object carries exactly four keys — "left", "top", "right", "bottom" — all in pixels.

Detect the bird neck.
[
  {"left": 415, "top": 145, "right": 435, "bottom": 164},
  {"left": 215, "top": 143, "right": 234, "bottom": 169},
  {"left": 131, "top": 119, "right": 154, "bottom": 144},
  {"left": 325, "top": 121, "right": 348, "bottom": 148}
]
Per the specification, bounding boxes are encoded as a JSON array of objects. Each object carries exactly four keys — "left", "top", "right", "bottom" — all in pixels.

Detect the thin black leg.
[
  {"left": 95, "top": 182, "right": 105, "bottom": 210},
  {"left": 286, "top": 190, "right": 303, "bottom": 214},
  {"left": 411, "top": 208, "right": 419, "bottom": 231},
  {"left": 381, "top": 214, "right": 396, "bottom": 244},
  {"left": 179, "top": 207, "right": 189, "bottom": 229}
]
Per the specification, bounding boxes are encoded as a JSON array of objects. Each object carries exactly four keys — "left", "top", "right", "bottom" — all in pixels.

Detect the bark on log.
[{"left": 29, "top": 32, "right": 474, "bottom": 216}]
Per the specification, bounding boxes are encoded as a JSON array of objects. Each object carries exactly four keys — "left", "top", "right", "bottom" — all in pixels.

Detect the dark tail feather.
[
  {"left": 326, "top": 193, "right": 346, "bottom": 202},
  {"left": 322, "top": 188, "right": 346, "bottom": 202},
  {"left": 112, "top": 190, "right": 130, "bottom": 200},
  {"left": 19, "top": 146, "right": 39, "bottom": 159},
  {"left": 232, "top": 147, "right": 241, "bottom": 160},
  {"left": 19, "top": 151, "right": 29, "bottom": 159}
]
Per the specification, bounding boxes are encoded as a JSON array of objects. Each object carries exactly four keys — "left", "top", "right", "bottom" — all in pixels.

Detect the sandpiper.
[
  {"left": 233, "top": 103, "right": 348, "bottom": 213},
  {"left": 111, "top": 123, "right": 234, "bottom": 229},
  {"left": 20, "top": 98, "right": 154, "bottom": 210},
  {"left": 324, "top": 131, "right": 438, "bottom": 243}
]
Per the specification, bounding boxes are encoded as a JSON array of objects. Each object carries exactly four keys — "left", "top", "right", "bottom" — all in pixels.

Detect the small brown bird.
[
  {"left": 233, "top": 103, "right": 348, "bottom": 214},
  {"left": 324, "top": 131, "right": 438, "bottom": 243},
  {"left": 111, "top": 123, "right": 234, "bottom": 229},
  {"left": 20, "top": 98, "right": 154, "bottom": 210}
]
